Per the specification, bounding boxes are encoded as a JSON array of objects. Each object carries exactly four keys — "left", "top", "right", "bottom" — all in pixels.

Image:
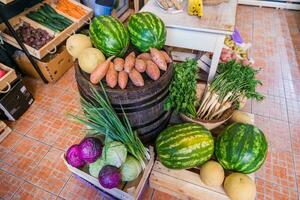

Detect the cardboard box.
[
  {"left": 0, "top": 78, "right": 34, "bottom": 121},
  {"left": 0, "top": 63, "right": 17, "bottom": 92},
  {"left": 13, "top": 45, "right": 73, "bottom": 83}
]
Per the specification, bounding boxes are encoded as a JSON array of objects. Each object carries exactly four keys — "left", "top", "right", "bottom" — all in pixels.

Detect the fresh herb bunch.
[
  {"left": 211, "top": 60, "right": 264, "bottom": 102},
  {"left": 71, "top": 83, "right": 149, "bottom": 169},
  {"left": 164, "top": 59, "right": 198, "bottom": 116}
]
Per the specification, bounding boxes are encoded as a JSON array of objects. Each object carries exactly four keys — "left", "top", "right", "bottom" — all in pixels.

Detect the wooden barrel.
[{"left": 75, "top": 61, "right": 173, "bottom": 143}]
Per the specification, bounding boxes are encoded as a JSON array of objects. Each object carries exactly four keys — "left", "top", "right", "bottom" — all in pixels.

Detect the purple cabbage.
[
  {"left": 66, "top": 144, "right": 85, "bottom": 168},
  {"left": 79, "top": 137, "right": 103, "bottom": 163},
  {"left": 98, "top": 165, "right": 121, "bottom": 189}
]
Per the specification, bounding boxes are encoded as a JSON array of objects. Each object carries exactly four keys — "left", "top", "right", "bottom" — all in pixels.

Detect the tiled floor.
[{"left": 0, "top": 5, "right": 300, "bottom": 200}]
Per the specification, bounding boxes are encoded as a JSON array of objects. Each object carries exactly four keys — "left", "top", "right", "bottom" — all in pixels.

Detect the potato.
[
  {"left": 124, "top": 52, "right": 136, "bottom": 73},
  {"left": 137, "top": 53, "right": 152, "bottom": 60},
  {"left": 129, "top": 69, "right": 144, "bottom": 87},
  {"left": 113, "top": 58, "right": 125, "bottom": 71},
  {"left": 160, "top": 50, "right": 172, "bottom": 63},
  {"left": 150, "top": 48, "right": 167, "bottom": 71},
  {"left": 146, "top": 60, "right": 160, "bottom": 80},
  {"left": 118, "top": 71, "right": 128, "bottom": 90},
  {"left": 106, "top": 62, "right": 118, "bottom": 88},
  {"left": 135, "top": 58, "right": 147, "bottom": 73}
]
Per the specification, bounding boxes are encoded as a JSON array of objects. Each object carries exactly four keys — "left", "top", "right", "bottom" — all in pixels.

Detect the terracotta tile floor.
[{"left": 1, "top": 5, "right": 300, "bottom": 200}]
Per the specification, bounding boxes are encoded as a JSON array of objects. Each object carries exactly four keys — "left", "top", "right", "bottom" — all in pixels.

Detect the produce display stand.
[
  {"left": 63, "top": 147, "right": 155, "bottom": 200},
  {"left": 0, "top": 1, "right": 93, "bottom": 59},
  {"left": 0, "top": 0, "right": 48, "bottom": 83},
  {"left": 150, "top": 160, "right": 255, "bottom": 200},
  {"left": 141, "top": 0, "right": 237, "bottom": 82}
]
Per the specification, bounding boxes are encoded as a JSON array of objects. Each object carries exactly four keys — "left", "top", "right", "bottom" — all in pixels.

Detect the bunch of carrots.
[{"left": 55, "top": 0, "right": 86, "bottom": 19}]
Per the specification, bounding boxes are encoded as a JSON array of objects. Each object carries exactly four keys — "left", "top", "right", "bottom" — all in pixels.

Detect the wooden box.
[
  {"left": 0, "top": 121, "right": 11, "bottom": 143},
  {"left": 0, "top": 1, "right": 92, "bottom": 59},
  {"left": 63, "top": 147, "right": 155, "bottom": 200},
  {"left": 150, "top": 161, "right": 255, "bottom": 200},
  {"left": 0, "top": 0, "right": 14, "bottom": 4},
  {"left": 0, "top": 63, "right": 17, "bottom": 92},
  {"left": 13, "top": 45, "right": 73, "bottom": 83}
]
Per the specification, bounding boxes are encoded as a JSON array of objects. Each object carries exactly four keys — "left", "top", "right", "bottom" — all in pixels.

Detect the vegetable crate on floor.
[
  {"left": 0, "top": 0, "right": 92, "bottom": 59},
  {"left": 150, "top": 161, "right": 255, "bottom": 200},
  {"left": 63, "top": 147, "right": 155, "bottom": 200}
]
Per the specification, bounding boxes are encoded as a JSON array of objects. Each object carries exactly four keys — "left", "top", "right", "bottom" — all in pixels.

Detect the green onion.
[{"left": 71, "top": 82, "right": 150, "bottom": 169}]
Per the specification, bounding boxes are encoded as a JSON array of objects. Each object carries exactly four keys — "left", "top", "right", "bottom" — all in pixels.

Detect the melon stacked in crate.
[
  {"left": 149, "top": 38, "right": 267, "bottom": 199},
  {"left": 72, "top": 12, "right": 174, "bottom": 143}
]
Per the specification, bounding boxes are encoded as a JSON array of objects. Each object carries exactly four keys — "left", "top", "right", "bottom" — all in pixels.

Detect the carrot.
[
  {"left": 146, "top": 60, "right": 160, "bottom": 80},
  {"left": 160, "top": 51, "right": 172, "bottom": 63},
  {"left": 113, "top": 58, "right": 125, "bottom": 71},
  {"left": 137, "top": 53, "right": 152, "bottom": 60},
  {"left": 106, "top": 62, "right": 118, "bottom": 88},
  {"left": 118, "top": 71, "right": 128, "bottom": 89},
  {"left": 90, "top": 56, "right": 114, "bottom": 84},
  {"left": 124, "top": 52, "right": 136, "bottom": 73},
  {"left": 129, "top": 69, "right": 144, "bottom": 87},
  {"left": 135, "top": 58, "right": 147, "bottom": 73},
  {"left": 150, "top": 48, "right": 167, "bottom": 71}
]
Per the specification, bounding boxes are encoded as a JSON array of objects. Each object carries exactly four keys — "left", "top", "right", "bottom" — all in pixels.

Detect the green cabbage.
[
  {"left": 103, "top": 141, "right": 127, "bottom": 168},
  {"left": 88, "top": 157, "right": 106, "bottom": 178},
  {"left": 121, "top": 155, "right": 142, "bottom": 181}
]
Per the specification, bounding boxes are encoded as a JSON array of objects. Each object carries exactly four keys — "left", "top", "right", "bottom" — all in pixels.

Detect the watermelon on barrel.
[
  {"left": 156, "top": 123, "right": 214, "bottom": 169},
  {"left": 128, "top": 12, "right": 166, "bottom": 52},
  {"left": 215, "top": 123, "right": 268, "bottom": 174},
  {"left": 89, "top": 16, "right": 129, "bottom": 57}
]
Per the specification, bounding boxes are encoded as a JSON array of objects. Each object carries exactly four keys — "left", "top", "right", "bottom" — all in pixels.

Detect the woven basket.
[{"left": 203, "top": 0, "right": 228, "bottom": 6}]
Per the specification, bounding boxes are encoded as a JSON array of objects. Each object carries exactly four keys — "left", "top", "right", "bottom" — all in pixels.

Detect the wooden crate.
[
  {"left": 63, "top": 147, "right": 155, "bottom": 200},
  {"left": 0, "top": 1, "right": 92, "bottom": 59},
  {"left": 0, "top": 63, "right": 17, "bottom": 92},
  {"left": 150, "top": 161, "right": 255, "bottom": 200},
  {"left": 0, "top": 121, "right": 12, "bottom": 143},
  {"left": 0, "top": 0, "right": 14, "bottom": 4}
]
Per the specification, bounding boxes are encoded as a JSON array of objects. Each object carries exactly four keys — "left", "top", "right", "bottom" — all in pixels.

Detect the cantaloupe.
[
  {"left": 78, "top": 48, "right": 105, "bottom": 74},
  {"left": 66, "top": 34, "right": 92, "bottom": 58},
  {"left": 200, "top": 161, "right": 224, "bottom": 187},
  {"left": 224, "top": 173, "right": 256, "bottom": 200}
]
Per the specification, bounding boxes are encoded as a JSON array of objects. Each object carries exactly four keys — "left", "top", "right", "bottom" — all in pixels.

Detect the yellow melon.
[
  {"left": 78, "top": 48, "right": 105, "bottom": 73},
  {"left": 66, "top": 34, "right": 92, "bottom": 58},
  {"left": 200, "top": 161, "right": 225, "bottom": 187},
  {"left": 224, "top": 173, "right": 256, "bottom": 200}
]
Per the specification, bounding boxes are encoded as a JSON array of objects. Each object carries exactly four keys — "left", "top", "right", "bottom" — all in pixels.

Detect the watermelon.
[
  {"left": 156, "top": 123, "right": 214, "bottom": 169},
  {"left": 128, "top": 12, "right": 166, "bottom": 52},
  {"left": 215, "top": 123, "right": 268, "bottom": 174},
  {"left": 89, "top": 16, "right": 129, "bottom": 57}
]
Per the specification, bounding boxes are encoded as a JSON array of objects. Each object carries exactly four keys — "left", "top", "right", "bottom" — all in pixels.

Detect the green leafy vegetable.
[
  {"left": 71, "top": 83, "right": 149, "bottom": 169},
  {"left": 164, "top": 59, "right": 198, "bottom": 116}
]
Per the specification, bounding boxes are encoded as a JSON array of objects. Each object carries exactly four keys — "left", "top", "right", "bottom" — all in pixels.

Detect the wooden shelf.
[{"left": 238, "top": 0, "right": 300, "bottom": 10}]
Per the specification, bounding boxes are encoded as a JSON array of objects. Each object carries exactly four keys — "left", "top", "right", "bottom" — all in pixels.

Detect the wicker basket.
[{"left": 203, "top": 0, "right": 229, "bottom": 6}]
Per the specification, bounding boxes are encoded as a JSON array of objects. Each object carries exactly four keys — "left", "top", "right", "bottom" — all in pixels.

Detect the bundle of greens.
[
  {"left": 164, "top": 59, "right": 198, "bottom": 117},
  {"left": 197, "top": 60, "right": 264, "bottom": 120},
  {"left": 72, "top": 83, "right": 150, "bottom": 169}
]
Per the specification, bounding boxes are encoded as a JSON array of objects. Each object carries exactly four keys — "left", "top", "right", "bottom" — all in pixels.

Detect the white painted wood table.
[{"left": 141, "top": 0, "right": 238, "bottom": 82}]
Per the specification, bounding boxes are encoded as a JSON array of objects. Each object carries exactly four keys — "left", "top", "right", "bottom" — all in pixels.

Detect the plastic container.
[{"left": 82, "top": 0, "right": 114, "bottom": 16}]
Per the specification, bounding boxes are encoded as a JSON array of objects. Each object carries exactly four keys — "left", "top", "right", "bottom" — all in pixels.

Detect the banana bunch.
[
  {"left": 188, "top": 0, "right": 203, "bottom": 17},
  {"left": 224, "top": 36, "right": 248, "bottom": 59}
]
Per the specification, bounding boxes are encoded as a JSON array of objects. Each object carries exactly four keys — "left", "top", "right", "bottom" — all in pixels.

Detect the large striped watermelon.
[
  {"left": 215, "top": 123, "right": 268, "bottom": 174},
  {"left": 89, "top": 16, "right": 129, "bottom": 57},
  {"left": 128, "top": 12, "right": 166, "bottom": 52},
  {"left": 156, "top": 123, "right": 214, "bottom": 169}
]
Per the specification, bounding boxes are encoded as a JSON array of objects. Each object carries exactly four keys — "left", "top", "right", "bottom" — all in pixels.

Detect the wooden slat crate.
[
  {"left": 0, "top": 63, "right": 17, "bottom": 92},
  {"left": 0, "top": 1, "right": 92, "bottom": 59},
  {"left": 0, "top": 0, "right": 14, "bottom": 4},
  {"left": 150, "top": 161, "right": 255, "bottom": 200},
  {"left": 0, "top": 121, "right": 12, "bottom": 143},
  {"left": 63, "top": 147, "right": 155, "bottom": 200}
]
